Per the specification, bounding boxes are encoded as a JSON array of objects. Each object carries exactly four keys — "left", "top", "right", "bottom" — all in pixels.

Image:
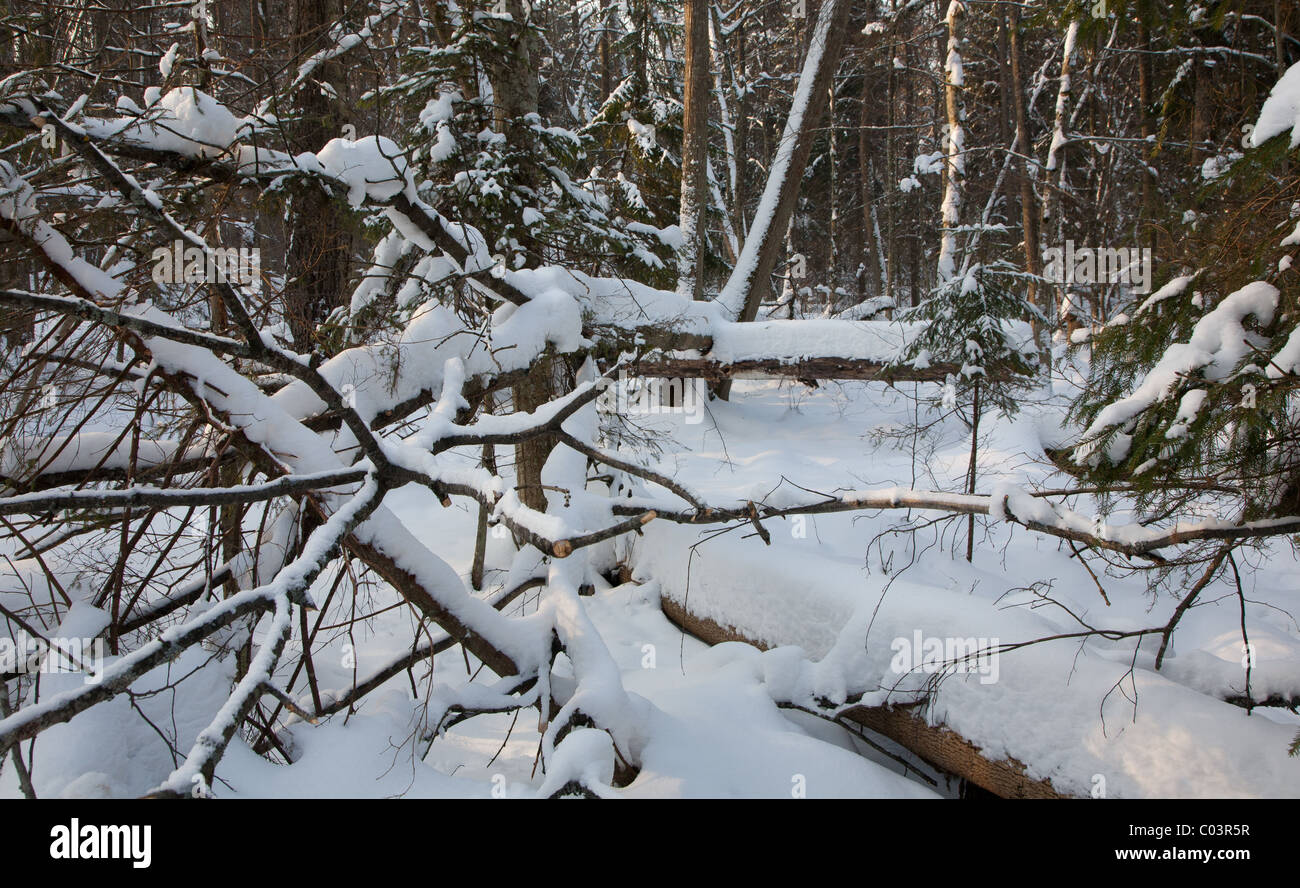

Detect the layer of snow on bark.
[
  {"left": 85, "top": 88, "right": 250, "bottom": 159},
  {"left": 709, "top": 319, "right": 912, "bottom": 364}
]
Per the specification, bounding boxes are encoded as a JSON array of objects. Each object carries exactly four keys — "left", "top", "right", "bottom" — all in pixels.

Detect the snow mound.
[
  {"left": 313, "top": 136, "right": 416, "bottom": 207},
  {"left": 90, "top": 88, "right": 249, "bottom": 159}
]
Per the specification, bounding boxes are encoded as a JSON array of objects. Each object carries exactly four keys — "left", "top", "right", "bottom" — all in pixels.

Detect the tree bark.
[
  {"left": 1137, "top": 18, "right": 1155, "bottom": 254},
  {"left": 936, "top": 0, "right": 965, "bottom": 287},
  {"left": 285, "top": 0, "right": 351, "bottom": 351},
  {"left": 677, "top": 0, "right": 710, "bottom": 301},
  {"left": 487, "top": 0, "right": 559, "bottom": 512},
  {"left": 1007, "top": 4, "right": 1041, "bottom": 322},
  {"left": 858, "top": 89, "right": 880, "bottom": 302},
  {"left": 1045, "top": 18, "right": 1079, "bottom": 333}
]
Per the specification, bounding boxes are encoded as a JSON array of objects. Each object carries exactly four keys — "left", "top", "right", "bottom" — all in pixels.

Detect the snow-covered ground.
[
  {"left": 4, "top": 376, "right": 1298, "bottom": 799},
  {"left": 625, "top": 379, "right": 1300, "bottom": 797}
]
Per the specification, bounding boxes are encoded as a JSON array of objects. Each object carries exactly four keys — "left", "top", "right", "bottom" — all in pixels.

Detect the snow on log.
[{"left": 656, "top": 593, "right": 1066, "bottom": 798}]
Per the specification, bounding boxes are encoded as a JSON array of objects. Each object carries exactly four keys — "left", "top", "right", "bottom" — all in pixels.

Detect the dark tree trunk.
[
  {"left": 1008, "top": 4, "right": 1041, "bottom": 323},
  {"left": 285, "top": 0, "right": 352, "bottom": 351},
  {"left": 487, "top": 0, "right": 560, "bottom": 513}
]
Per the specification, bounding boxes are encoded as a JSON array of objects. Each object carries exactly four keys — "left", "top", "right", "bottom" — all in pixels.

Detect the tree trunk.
[
  {"left": 1276, "top": 0, "right": 1286, "bottom": 73},
  {"left": 936, "top": 0, "right": 965, "bottom": 288},
  {"left": 713, "top": 0, "right": 852, "bottom": 399},
  {"left": 733, "top": 18, "right": 750, "bottom": 241},
  {"left": 718, "top": 0, "right": 852, "bottom": 321},
  {"left": 677, "top": 0, "right": 710, "bottom": 301},
  {"left": 1138, "top": 18, "right": 1155, "bottom": 254},
  {"left": 488, "top": 0, "right": 559, "bottom": 513},
  {"left": 858, "top": 87, "right": 879, "bottom": 303},
  {"left": 1191, "top": 57, "right": 1210, "bottom": 167},
  {"left": 1045, "top": 19, "right": 1079, "bottom": 334},
  {"left": 472, "top": 443, "right": 497, "bottom": 589},
  {"left": 1007, "top": 4, "right": 1041, "bottom": 323},
  {"left": 285, "top": 0, "right": 351, "bottom": 351},
  {"left": 512, "top": 357, "right": 560, "bottom": 512}
]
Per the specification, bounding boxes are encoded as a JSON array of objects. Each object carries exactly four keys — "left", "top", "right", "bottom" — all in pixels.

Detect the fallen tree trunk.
[
  {"left": 657, "top": 593, "right": 1070, "bottom": 799},
  {"left": 837, "top": 707, "right": 1066, "bottom": 799},
  {"left": 627, "top": 356, "right": 963, "bottom": 383}
]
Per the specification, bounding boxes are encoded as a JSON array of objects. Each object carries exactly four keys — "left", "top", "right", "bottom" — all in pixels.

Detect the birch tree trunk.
[
  {"left": 1045, "top": 18, "right": 1079, "bottom": 334},
  {"left": 936, "top": 0, "right": 965, "bottom": 288}
]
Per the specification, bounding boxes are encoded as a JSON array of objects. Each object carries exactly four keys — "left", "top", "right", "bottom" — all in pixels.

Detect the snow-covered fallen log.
[
  {"left": 657, "top": 592, "right": 1066, "bottom": 798},
  {"left": 629, "top": 507, "right": 1300, "bottom": 799}
]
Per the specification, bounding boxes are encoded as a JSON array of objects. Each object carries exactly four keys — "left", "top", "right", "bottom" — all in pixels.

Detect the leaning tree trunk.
[{"left": 713, "top": 0, "right": 852, "bottom": 399}]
